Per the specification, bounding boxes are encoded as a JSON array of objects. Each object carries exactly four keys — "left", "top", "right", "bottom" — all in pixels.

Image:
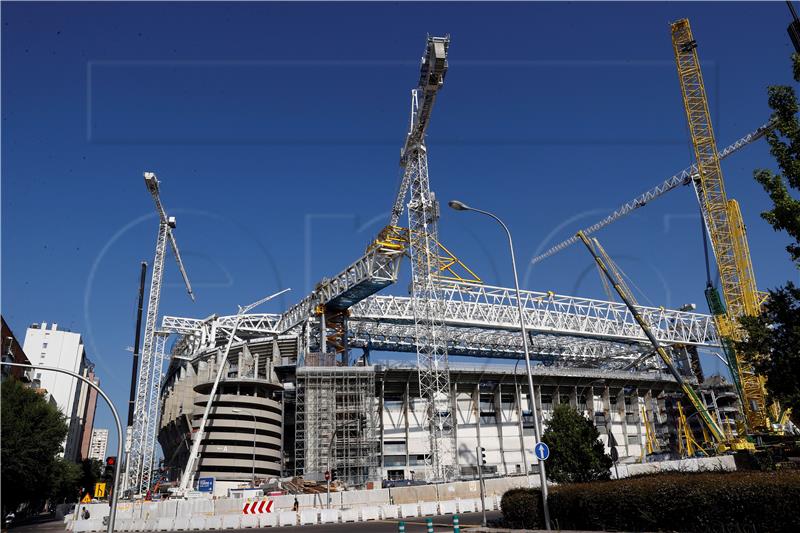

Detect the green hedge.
[
  {"left": 501, "top": 470, "right": 800, "bottom": 532},
  {"left": 500, "top": 487, "right": 542, "bottom": 529}
]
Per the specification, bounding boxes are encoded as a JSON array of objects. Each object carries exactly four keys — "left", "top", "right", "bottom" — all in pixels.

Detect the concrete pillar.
[
  {"left": 379, "top": 378, "right": 385, "bottom": 471},
  {"left": 404, "top": 379, "right": 410, "bottom": 474},
  {"left": 535, "top": 385, "right": 544, "bottom": 427},
  {"left": 588, "top": 385, "right": 596, "bottom": 419},
  {"left": 494, "top": 384, "right": 507, "bottom": 476},
  {"left": 616, "top": 389, "right": 630, "bottom": 458},
  {"left": 514, "top": 381, "right": 529, "bottom": 477},
  {"left": 602, "top": 386, "right": 612, "bottom": 449},
  {"left": 633, "top": 388, "right": 643, "bottom": 454},
  {"left": 452, "top": 380, "right": 459, "bottom": 474},
  {"left": 473, "top": 383, "right": 482, "bottom": 478}
]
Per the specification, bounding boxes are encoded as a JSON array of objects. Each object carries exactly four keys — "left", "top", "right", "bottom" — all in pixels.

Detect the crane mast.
[
  {"left": 396, "top": 35, "right": 458, "bottom": 481},
  {"left": 671, "top": 19, "right": 767, "bottom": 431},
  {"left": 126, "top": 172, "right": 194, "bottom": 496},
  {"left": 390, "top": 36, "right": 450, "bottom": 228}
]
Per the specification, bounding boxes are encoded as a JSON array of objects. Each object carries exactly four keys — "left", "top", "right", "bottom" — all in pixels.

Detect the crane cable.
[{"left": 700, "top": 208, "right": 715, "bottom": 291}]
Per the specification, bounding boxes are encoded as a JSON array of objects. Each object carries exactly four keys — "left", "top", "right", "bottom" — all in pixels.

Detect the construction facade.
[{"left": 158, "top": 329, "right": 691, "bottom": 494}]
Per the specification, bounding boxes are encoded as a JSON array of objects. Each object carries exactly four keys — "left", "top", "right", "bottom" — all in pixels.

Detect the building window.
[
  {"left": 627, "top": 435, "right": 640, "bottom": 445},
  {"left": 383, "top": 455, "right": 407, "bottom": 467},
  {"left": 387, "top": 470, "right": 405, "bottom": 481},
  {"left": 383, "top": 441, "right": 406, "bottom": 455}
]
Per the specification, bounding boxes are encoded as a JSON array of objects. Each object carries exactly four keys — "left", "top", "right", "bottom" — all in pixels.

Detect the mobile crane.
[
  {"left": 670, "top": 18, "right": 791, "bottom": 434},
  {"left": 577, "top": 231, "right": 751, "bottom": 452}
]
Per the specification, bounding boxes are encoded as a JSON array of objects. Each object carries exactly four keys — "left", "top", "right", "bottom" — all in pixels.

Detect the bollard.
[
  {"left": 398, "top": 520, "right": 406, "bottom": 533},
  {"left": 453, "top": 514, "right": 460, "bottom": 533},
  {"left": 426, "top": 517, "right": 434, "bottom": 533}
]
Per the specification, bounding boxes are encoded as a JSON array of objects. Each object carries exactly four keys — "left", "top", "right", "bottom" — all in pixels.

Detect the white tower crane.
[
  {"left": 391, "top": 35, "right": 457, "bottom": 481},
  {"left": 125, "top": 172, "right": 194, "bottom": 496}
]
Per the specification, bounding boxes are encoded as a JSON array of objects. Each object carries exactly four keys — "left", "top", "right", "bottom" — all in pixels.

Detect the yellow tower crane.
[{"left": 670, "top": 18, "right": 778, "bottom": 433}]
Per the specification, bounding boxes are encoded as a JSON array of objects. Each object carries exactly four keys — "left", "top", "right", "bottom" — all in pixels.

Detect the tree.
[
  {"left": 752, "top": 54, "right": 800, "bottom": 266},
  {"left": 737, "top": 54, "right": 800, "bottom": 416},
  {"left": 0, "top": 377, "right": 75, "bottom": 515},
  {"left": 541, "top": 404, "right": 612, "bottom": 483},
  {"left": 77, "top": 459, "right": 104, "bottom": 500}
]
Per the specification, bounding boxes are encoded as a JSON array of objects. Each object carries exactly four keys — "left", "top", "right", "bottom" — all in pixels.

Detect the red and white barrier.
[{"left": 241, "top": 500, "right": 273, "bottom": 515}]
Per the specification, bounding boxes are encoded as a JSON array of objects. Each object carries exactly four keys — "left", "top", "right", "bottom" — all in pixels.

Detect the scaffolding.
[{"left": 295, "top": 359, "right": 378, "bottom": 487}]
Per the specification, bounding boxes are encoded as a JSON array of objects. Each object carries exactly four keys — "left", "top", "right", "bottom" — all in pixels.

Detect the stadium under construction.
[{"left": 118, "top": 22, "right": 798, "bottom": 499}]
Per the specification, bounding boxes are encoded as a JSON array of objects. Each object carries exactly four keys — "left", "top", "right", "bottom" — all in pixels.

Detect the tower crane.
[
  {"left": 391, "top": 35, "right": 458, "bottom": 481},
  {"left": 670, "top": 18, "right": 772, "bottom": 433},
  {"left": 125, "top": 172, "right": 195, "bottom": 496},
  {"left": 271, "top": 35, "right": 471, "bottom": 484}
]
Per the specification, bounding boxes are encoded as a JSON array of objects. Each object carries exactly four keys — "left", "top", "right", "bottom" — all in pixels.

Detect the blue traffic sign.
[
  {"left": 534, "top": 442, "right": 550, "bottom": 461},
  {"left": 197, "top": 477, "right": 215, "bottom": 493}
]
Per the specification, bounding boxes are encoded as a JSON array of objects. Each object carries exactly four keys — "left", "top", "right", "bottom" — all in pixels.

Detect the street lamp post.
[
  {"left": 2, "top": 362, "right": 123, "bottom": 533},
  {"left": 232, "top": 409, "right": 257, "bottom": 487},
  {"left": 448, "top": 200, "right": 551, "bottom": 530}
]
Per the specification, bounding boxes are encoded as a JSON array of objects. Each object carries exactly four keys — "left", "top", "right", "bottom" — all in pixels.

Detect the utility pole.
[
  {"left": 123, "top": 262, "right": 147, "bottom": 493},
  {"left": 449, "top": 201, "right": 551, "bottom": 530}
]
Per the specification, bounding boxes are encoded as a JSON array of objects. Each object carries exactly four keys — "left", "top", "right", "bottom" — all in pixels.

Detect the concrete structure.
[
  {"left": 372, "top": 363, "right": 680, "bottom": 481},
  {"left": 699, "top": 375, "right": 742, "bottom": 431},
  {"left": 23, "top": 322, "right": 98, "bottom": 461},
  {"left": 158, "top": 338, "right": 286, "bottom": 494},
  {"left": 159, "top": 331, "right": 685, "bottom": 488},
  {"left": 88, "top": 428, "right": 109, "bottom": 461}
]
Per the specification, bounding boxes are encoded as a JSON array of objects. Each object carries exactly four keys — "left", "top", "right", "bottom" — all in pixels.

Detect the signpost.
[
  {"left": 534, "top": 442, "right": 550, "bottom": 462},
  {"left": 197, "top": 477, "right": 215, "bottom": 494},
  {"left": 324, "top": 470, "right": 331, "bottom": 509},
  {"left": 610, "top": 446, "right": 620, "bottom": 479},
  {"left": 94, "top": 482, "right": 107, "bottom": 499}
]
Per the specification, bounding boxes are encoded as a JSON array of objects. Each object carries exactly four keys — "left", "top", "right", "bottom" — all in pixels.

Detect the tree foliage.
[
  {"left": 737, "top": 53, "right": 800, "bottom": 416},
  {"left": 77, "top": 459, "right": 104, "bottom": 499},
  {"left": 0, "top": 377, "right": 78, "bottom": 515},
  {"left": 739, "top": 283, "right": 800, "bottom": 413},
  {"left": 753, "top": 54, "right": 800, "bottom": 265},
  {"left": 541, "top": 403, "right": 612, "bottom": 483}
]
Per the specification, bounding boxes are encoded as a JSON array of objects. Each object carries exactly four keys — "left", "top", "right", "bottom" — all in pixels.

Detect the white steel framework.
[
  {"left": 141, "top": 331, "right": 169, "bottom": 491},
  {"left": 127, "top": 172, "right": 194, "bottom": 496},
  {"left": 400, "top": 36, "right": 457, "bottom": 481},
  {"left": 161, "top": 285, "right": 721, "bottom": 366},
  {"left": 127, "top": 221, "right": 167, "bottom": 495},
  {"left": 351, "top": 283, "right": 720, "bottom": 347},
  {"left": 530, "top": 122, "right": 771, "bottom": 264}
]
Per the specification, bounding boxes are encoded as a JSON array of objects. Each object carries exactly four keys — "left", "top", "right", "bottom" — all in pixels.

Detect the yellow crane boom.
[
  {"left": 670, "top": 18, "right": 768, "bottom": 431},
  {"left": 576, "top": 231, "right": 733, "bottom": 449}
]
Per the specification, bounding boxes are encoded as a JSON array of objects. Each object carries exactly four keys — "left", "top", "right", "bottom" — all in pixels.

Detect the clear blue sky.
[{"left": 3, "top": 2, "right": 798, "bottom": 456}]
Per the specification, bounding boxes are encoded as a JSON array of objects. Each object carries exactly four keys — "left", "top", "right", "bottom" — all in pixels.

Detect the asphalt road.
[{"left": 9, "top": 511, "right": 503, "bottom": 533}]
